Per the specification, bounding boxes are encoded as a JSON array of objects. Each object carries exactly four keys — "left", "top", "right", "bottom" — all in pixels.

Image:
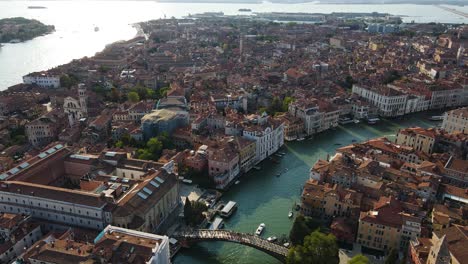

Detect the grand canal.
[{"left": 174, "top": 112, "right": 441, "bottom": 264}]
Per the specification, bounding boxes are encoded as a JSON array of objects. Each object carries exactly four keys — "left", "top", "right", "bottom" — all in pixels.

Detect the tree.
[
  {"left": 60, "top": 74, "right": 78, "bottom": 89},
  {"left": 282, "top": 96, "right": 294, "bottom": 112},
  {"left": 289, "top": 215, "right": 323, "bottom": 245},
  {"left": 349, "top": 254, "right": 369, "bottom": 264},
  {"left": 128, "top": 91, "right": 140, "bottom": 103},
  {"left": 147, "top": 137, "right": 163, "bottom": 157},
  {"left": 385, "top": 248, "right": 399, "bottom": 264},
  {"left": 287, "top": 230, "right": 339, "bottom": 264},
  {"left": 183, "top": 197, "right": 193, "bottom": 225}
]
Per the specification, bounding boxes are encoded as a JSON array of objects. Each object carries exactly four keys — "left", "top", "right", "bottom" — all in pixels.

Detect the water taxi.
[
  {"left": 367, "top": 117, "right": 380, "bottom": 125},
  {"left": 220, "top": 201, "right": 237, "bottom": 218},
  {"left": 429, "top": 115, "right": 444, "bottom": 121},
  {"left": 267, "top": 236, "right": 277, "bottom": 242},
  {"left": 209, "top": 217, "right": 225, "bottom": 230},
  {"left": 255, "top": 223, "right": 265, "bottom": 236}
]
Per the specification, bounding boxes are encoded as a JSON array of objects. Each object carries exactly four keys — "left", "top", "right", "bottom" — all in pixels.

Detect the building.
[
  {"left": 141, "top": 109, "right": 189, "bottom": 140},
  {"left": 352, "top": 84, "right": 408, "bottom": 117},
  {"left": 0, "top": 144, "right": 180, "bottom": 233},
  {"left": 21, "top": 225, "right": 171, "bottom": 264},
  {"left": 442, "top": 107, "right": 468, "bottom": 134},
  {"left": 396, "top": 127, "right": 437, "bottom": 154},
  {"left": 63, "top": 84, "right": 88, "bottom": 126},
  {"left": 409, "top": 225, "right": 467, "bottom": 264},
  {"left": 300, "top": 179, "right": 362, "bottom": 222},
  {"left": 357, "top": 196, "right": 422, "bottom": 252},
  {"left": 0, "top": 213, "right": 42, "bottom": 264},
  {"left": 23, "top": 72, "right": 60, "bottom": 88},
  {"left": 288, "top": 98, "right": 339, "bottom": 136},
  {"left": 207, "top": 139, "right": 240, "bottom": 189},
  {"left": 25, "top": 110, "right": 66, "bottom": 147},
  {"left": 443, "top": 157, "right": 468, "bottom": 188},
  {"left": 241, "top": 114, "right": 284, "bottom": 164}
]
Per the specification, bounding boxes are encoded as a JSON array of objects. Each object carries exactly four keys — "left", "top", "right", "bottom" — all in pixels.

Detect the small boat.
[
  {"left": 334, "top": 143, "right": 342, "bottom": 146},
  {"left": 288, "top": 211, "right": 293, "bottom": 218},
  {"left": 275, "top": 153, "right": 283, "bottom": 157},
  {"left": 278, "top": 152, "right": 286, "bottom": 155},
  {"left": 354, "top": 119, "right": 360, "bottom": 124},
  {"left": 267, "top": 236, "right": 277, "bottom": 242},
  {"left": 352, "top": 139, "right": 357, "bottom": 142},
  {"left": 253, "top": 166, "right": 261, "bottom": 171},
  {"left": 297, "top": 137, "right": 305, "bottom": 141},
  {"left": 367, "top": 117, "right": 380, "bottom": 125},
  {"left": 235, "top": 180, "right": 240, "bottom": 185},
  {"left": 255, "top": 223, "right": 266, "bottom": 236},
  {"left": 283, "top": 242, "right": 290, "bottom": 247},
  {"left": 28, "top": 6, "right": 47, "bottom": 9},
  {"left": 276, "top": 173, "right": 281, "bottom": 177},
  {"left": 429, "top": 115, "right": 444, "bottom": 121},
  {"left": 94, "top": 26, "right": 100, "bottom": 32}
]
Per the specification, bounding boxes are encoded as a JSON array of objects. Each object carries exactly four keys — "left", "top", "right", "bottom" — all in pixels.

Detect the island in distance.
[{"left": 0, "top": 17, "right": 55, "bottom": 44}]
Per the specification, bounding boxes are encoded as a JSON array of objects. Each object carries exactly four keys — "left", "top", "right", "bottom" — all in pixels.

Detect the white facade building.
[
  {"left": 352, "top": 84, "right": 408, "bottom": 117},
  {"left": 442, "top": 107, "right": 468, "bottom": 134},
  {"left": 242, "top": 116, "right": 284, "bottom": 163},
  {"left": 23, "top": 73, "right": 60, "bottom": 88}
]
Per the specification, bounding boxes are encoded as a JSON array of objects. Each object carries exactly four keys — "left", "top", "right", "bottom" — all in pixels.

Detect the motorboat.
[
  {"left": 255, "top": 223, "right": 265, "bottom": 236},
  {"left": 267, "top": 236, "right": 277, "bottom": 242},
  {"left": 235, "top": 180, "right": 240, "bottom": 185},
  {"left": 288, "top": 211, "right": 293, "bottom": 218}
]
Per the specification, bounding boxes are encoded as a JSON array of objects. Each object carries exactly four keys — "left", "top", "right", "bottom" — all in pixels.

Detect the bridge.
[{"left": 173, "top": 229, "right": 289, "bottom": 262}]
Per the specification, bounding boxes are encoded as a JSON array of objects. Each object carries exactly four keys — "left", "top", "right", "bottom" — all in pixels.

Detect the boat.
[
  {"left": 278, "top": 152, "right": 286, "bottom": 155},
  {"left": 429, "top": 115, "right": 444, "bottom": 121},
  {"left": 288, "top": 211, "right": 293, "bottom": 218},
  {"left": 94, "top": 26, "right": 100, "bottom": 32},
  {"left": 276, "top": 173, "right": 281, "bottom": 177},
  {"left": 27, "top": 6, "right": 47, "bottom": 9},
  {"left": 354, "top": 119, "right": 360, "bottom": 124},
  {"left": 255, "top": 223, "right": 265, "bottom": 236},
  {"left": 367, "top": 117, "right": 380, "bottom": 125},
  {"left": 334, "top": 143, "right": 342, "bottom": 146},
  {"left": 352, "top": 139, "right": 357, "bottom": 142},
  {"left": 209, "top": 217, "right": 224, "bottom": 230},
  {"left": 274, "top": 153, "right": 283, "bottom": 158},
  {"left": 297, "top": 137, "right": 305, "bottom": 141},
  {"left": 238, "top": 8, "right": 252, "bottom": 12},
  {"left": 267, "top": 236, "right": 277, "bottom": 242},
  {"left": 235, "top": 180, "right": 240, "bottom": 185},
  {"left": 283, "top": 242, "right": 290, "bottom": 248},
  {"left": 9, "top": 39, "right": 20, "bottom": 44},
  {"left": 338, "top": 117, "right": 354, "bottom": 125},
  {"left": 219, "top": 201, "right": 237, "bottom": 218},
  {"left": 253, "top": 166, "right": 261, "bottom": 171}
]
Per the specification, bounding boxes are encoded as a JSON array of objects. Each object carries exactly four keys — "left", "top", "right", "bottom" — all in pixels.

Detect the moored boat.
[{"left": 255, "top": 223, "right": 265, "bottom": 236}]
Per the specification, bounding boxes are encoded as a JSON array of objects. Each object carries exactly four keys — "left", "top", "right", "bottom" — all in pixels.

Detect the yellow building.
[
  {"left": 357, "top": 196, "right": 422, "bottom": 252},
  {"left": 395, "top": 127, "right": 437, "bottom": 154},
  {"left": 300, "top": 180, "right": 362, "bottom": 221}
]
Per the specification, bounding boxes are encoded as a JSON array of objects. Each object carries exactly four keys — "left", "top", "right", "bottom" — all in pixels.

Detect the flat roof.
[{"left": 221, "top": 201, "right": 237, "bottom": 214}]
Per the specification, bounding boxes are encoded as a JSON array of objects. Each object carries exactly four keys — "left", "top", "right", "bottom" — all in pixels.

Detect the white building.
[
  {"left": 289, "top": 100, "right": 340, "bottom": 136},
  {"left": 0, "top": 214, "right": 42, "bottom": 264},
  {"left": 430, "top": 86, "right": 468, "bottom": 110},
  {"left": 242, "top": 114, "right": 284, "bottom": 163},
  {"left": 442, "top": 107, "right": 468, "bottom": 134},
  {"left": 352, "top": 84, "right": 408, "bottom": 117},
  {"left": 23, "top": 72, "right": 60, "bottom": 88}
]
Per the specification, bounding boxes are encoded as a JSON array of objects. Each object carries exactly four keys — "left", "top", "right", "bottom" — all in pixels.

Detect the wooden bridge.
[{"left": 173, "top": 229, "right": 289, "bottom": 262}]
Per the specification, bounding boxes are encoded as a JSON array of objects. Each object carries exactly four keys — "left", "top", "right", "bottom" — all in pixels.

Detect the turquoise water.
[{"left": 174, "top": 112, "right": 439, "bottom": 264}]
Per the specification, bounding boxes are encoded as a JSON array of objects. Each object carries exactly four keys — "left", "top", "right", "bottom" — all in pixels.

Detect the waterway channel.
[{"left": 173, "top": 111, "right": 441, "bottom": 264}]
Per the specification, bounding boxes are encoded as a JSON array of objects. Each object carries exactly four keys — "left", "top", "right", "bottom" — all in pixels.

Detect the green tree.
[
  {"left": 128, "top": 91, "right": 140, "bottom": 103},
  {"left": 349, "top": 254, "right": 369, "bottom": 264},
  {"left": 282, "top": 96, "right": 294, "bottom": 112},
  {"left": 60, "top": 74, "right": 78, "bottom": 89},
  {"left": 385, "top": 248, "right": 399, "bottom": 264},
  {"left": 289, "top": 215, "right": 312, "bottom": 245},
  {"left": 190, "top": 200, "right": 208, "bottom": 226},
  {"left": 287, "top": 230, "right": 339, "bottom": 264}
]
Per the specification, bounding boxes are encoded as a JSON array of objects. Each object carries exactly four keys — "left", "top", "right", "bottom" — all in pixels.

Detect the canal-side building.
[
  {"left": 241, "top": 113, "right": 284, "bottom": 164},
  {"left": 396, "top": 127, "right": 437, "bottom": 154},
  {"left": 352, "top": 84, "right": 408, "bottom": 117},
  {"left": 442, "top": 107, "right": 468, "bottom": 134},
  {"left": 288, "top": 98, "right": 340, "bottom": 136},
  {"left": 207, "top": 139, "right": 240, "bottom": 189}
]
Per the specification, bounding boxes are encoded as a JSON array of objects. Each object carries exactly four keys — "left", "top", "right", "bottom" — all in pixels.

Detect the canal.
[{"left": 174, "top": 112, "right": 440, "bottom": 264}]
